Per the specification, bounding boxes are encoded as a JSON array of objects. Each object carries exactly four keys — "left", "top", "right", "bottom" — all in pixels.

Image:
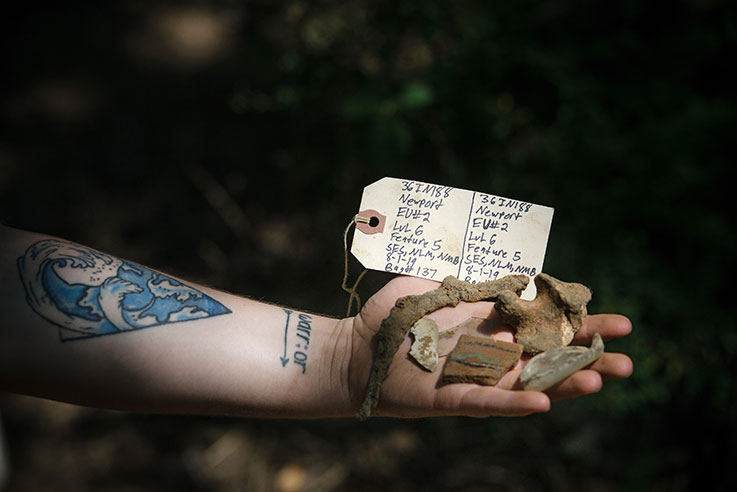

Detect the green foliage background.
[{"left": 1, "top": 1, "right": 735, "bottom": 490}]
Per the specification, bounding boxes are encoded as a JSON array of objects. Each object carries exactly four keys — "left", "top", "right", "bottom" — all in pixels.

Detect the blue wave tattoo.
[{"left": 17, "top": 239, "right": 231, "bottom": 341}]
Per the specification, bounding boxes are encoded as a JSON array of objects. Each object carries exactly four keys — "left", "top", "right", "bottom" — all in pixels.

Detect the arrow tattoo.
[{"left": 280, "top": 309, "right": 291, "bottom": 366}]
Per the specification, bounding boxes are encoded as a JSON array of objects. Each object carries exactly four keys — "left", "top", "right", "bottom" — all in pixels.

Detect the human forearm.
[
  {"left": 0, "top": 225, "right": 634, "bottom": 420},
  {"left": 0, "top": 225, "right": 354, "bottom": 417}
]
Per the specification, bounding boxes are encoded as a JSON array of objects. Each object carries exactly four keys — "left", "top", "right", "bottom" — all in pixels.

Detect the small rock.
[
  {"left": 409, "top": 317, "right": 439, "bottom": 371},
  {"left": 442, "top": 335, "right": 524, "bottom": 386},
  {"left": 520, "top": 333, "right": 605, "bottom": 391}
]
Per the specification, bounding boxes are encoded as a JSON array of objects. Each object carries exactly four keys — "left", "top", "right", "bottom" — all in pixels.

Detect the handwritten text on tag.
[{"left": 350, "top": 177, "right": 554, "bottom": 299}]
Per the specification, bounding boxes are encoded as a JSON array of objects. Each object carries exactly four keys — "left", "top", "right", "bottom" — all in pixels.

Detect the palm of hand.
[{"left": 348, "top": 276, "right": 633, "bottom": 418}]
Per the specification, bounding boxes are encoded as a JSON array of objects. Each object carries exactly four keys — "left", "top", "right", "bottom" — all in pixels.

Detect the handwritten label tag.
[{"left": 351, "top": 177, "right": 554, "bottom": 299}]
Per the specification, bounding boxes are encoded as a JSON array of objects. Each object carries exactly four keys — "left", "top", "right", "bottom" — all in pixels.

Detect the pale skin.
[{"left": 0, "top": 224, "right": 633, "bottom": 418}]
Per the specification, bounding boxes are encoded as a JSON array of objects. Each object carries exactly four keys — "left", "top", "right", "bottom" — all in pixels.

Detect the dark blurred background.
[{"left": 1, "top": 1, "right": 735, "bottom": 490}]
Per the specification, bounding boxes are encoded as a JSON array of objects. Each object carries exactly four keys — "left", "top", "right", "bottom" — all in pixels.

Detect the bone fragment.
[
  {"left": 520, "top": 333, "right": 604, "bottom": 391},
  {"left": 409, "top": 317, "right": 439, "bottom": 371},
  {"left": 495, "top": 273, "right": 592, "bottom": 354}
]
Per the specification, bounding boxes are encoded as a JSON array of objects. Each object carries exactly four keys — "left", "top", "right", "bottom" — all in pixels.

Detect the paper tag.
[{"left": 350, "top": 177, "right": 554, "bottom": 299}]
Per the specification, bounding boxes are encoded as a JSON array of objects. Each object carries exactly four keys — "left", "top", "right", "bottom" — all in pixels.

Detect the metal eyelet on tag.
[{"left": 355, "top": 210, "right": 386, "bottom": 235}]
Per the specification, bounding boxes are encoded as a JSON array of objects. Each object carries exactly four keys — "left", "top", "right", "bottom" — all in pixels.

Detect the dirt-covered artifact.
[
  {"left": 494, "top": 273, "right": 592, "bottom": 355},
  {"left": 356, "top": 275, "right": 529, "bottom": 420},
  {"left": 442, "top": 335, "right": 523, "bottom": 385},
  {"left": 520, "top": 333, "right": 604, "bottom": 391}
]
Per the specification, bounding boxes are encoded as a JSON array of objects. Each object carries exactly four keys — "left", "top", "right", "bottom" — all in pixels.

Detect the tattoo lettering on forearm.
[
  {"left": 294, "top": 313, "right": 312, "bottom": 373},
  {"left": 17, "top": 239, "right": 231, "bottom": 341},
  {"left": 280, "top": 309, "right": 312, "bottom": 374}
]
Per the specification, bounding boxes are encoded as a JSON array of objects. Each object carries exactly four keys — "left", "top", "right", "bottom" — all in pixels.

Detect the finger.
[
  {"left": 546, "top": 370, "right": 603, "bottom": 401},
  {"left": 432, "top": 385, "right": 551, "bottom": 417},
  {"left": 573, "top": 314, "right": 632, "bottom": 344},
  {"left": 589, "top": 352, "right": 633, "bottom": 381}
]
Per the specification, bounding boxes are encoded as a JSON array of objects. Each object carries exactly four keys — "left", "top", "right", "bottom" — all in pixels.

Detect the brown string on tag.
[{"left": 342, "top": 214, "right": 369, "bottom": 317}]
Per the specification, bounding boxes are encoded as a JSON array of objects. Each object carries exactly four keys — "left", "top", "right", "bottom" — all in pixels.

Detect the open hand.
[{"left": 347, "top": 275, "right": 633, "bottom": 418}]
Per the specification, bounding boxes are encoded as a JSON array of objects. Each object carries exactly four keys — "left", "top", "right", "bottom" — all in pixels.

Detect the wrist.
[
  {"left": 311, "top": 315, "right": 355, "bottom": 417},
  {"left": 234, "top": 304, "right": 355, "bottom": 418}
]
